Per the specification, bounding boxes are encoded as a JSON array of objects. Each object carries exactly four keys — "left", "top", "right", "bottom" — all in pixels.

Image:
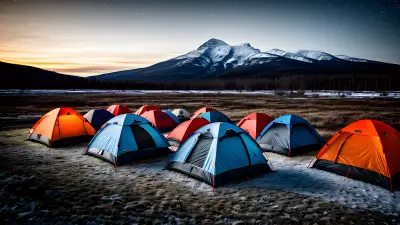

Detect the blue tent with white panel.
[
  {"left": 166, "top": 122, "right": 273, "bottom": 187},
  {"left": 84, "top": 114, "right": 171, "bottom": 166},
  {"left": 256, "top": 114, "right": 323, "bottom": 156}
]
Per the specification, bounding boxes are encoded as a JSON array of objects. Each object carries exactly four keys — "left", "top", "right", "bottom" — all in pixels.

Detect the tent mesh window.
[
  {"left": 185, "top": 136, "right": 213, "bottom": 168},
  {"left": 130, "top": 125, "right": 156, "bottom": 150}
]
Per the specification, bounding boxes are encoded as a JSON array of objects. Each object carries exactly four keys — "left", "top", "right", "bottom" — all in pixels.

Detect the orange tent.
[
  {"left": 26, "top": 108, "right": 96, "bottom": 147},
  {"left": 107, "top": 105, "right": 132, "bottom": 116},
  {"left": 135, "top": 105, "right": 161, "bottom": 116},
  {"left": 166, "top": 118, "right": 210, "bottom": 151},
  {"left": 141, "top": 110, "right": 178, "bottom": 133},
  {"left": 237, "top": 113, "right": 274, "bottom": 139},
  {"left": 191, "top": 107, "right": 217, "bottom": 119},
  {"left": 311, "top": 119, "right": 400, "bottom": 191}
]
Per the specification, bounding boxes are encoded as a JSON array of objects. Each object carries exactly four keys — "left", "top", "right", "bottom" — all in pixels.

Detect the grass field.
[{"left": 0, "top": 93, "right": 399, "bottom": 224}]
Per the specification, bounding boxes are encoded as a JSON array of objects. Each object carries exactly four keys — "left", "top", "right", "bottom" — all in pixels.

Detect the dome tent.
[
  {"left": 162, "top": 109, "right": 181, "bottom": 125},
  {"left": 84, "top": 114, "right": 171, "bottom": 166},
  {"left": 26, "top": 108, "right": 96, "bottom": 147},
  {"left": 256, "top": 114, "right": 323, "bottom": 156},
  {"left": 166, "top": 118, "right": 210, "bottom": 151},
  {"left": 166, "top": 122, "right": 273, "bottom": 187},
  {"left": 237, "top": 113, "right": 274, "bottom": 140},
  {"left": 107, "top": 105, "right": 132, "bottom": 116},
  {"left": 141, "top": 110, "right": 179, "bottom": 133},
  {"left": 198, "top": 111, "right": 232, "bottom": 124},
  {"left": 311, "top": 120, "right": 400, "bottom": 191},
  {"left": 172, "top": 108, "right": 191, "bottom": 122},
  {"left": 191, "top": 107, "right": 217, "bottom": 119},
  {"left": 83, "top": 109, "right": 115, "bottom": 131},
  {"left": 135, "top": 105, "right": 160, "bottom": 116}
]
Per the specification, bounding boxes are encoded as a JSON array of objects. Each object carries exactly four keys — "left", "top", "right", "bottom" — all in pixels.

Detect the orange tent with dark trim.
[
  {"left": 107, "top": 105, "right": 132, "bottom": 116},
  {"left": 135, "top": 105, "right": 161, "bottom": 116},
  {"left": 311, "top": 119, "right": 400, "bottom": 191},
  {"left": 166, "top": 118, "right": 210, "bottom": 151},
  {"left": 237, "top": 113, "right": 274, "bottom": 140},
  {"left": 191, "top": 107, "right": 217, "bottom": 119},
  {"left": 141, "top": 110, "right": 178, "bottom": 133},
  {"left": 26, "top": 108, "right": 96, "bottom": 147}
]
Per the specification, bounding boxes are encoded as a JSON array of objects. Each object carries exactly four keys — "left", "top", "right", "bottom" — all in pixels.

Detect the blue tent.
[
  {"left": 83, "top": 109, "right": 115, "bottom": 131},
  {"left": 166, "top": 122, "right": 273, "bottom": 187},
  {"left": 256, "top": 114, "right": 323, "bottom": 156},
  {"left": 84, "top": 114, "right": 171, "bottom": 166},
  {"left": 162, "top": 109, "right": 181, "bottom": 125},
  {"left": 198, "top": 111, "right": 232, "bottom": 124}
]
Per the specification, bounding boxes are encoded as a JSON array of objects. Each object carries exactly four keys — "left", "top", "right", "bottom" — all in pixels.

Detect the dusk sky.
[{"left": 1, "top": 0, "right": 399, "bottom": 76}]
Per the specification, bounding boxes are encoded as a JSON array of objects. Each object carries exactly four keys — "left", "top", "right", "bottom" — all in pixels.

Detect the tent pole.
[
  {"left": 307, "top": 157, "right": 315, "bottom": 168},
  {"left": 390, "top": 178, "right": 393, "bottom": 192}
]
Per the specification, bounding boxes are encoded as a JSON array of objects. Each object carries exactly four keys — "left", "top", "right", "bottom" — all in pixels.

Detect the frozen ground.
[
  {"left": 231, "top": 153, "right": 400, "bottom": 217},
  {"left": 1, "top": 89, "right": 400, "bottom": 99},
  {"left": 0, "top": 129, "right": 398, "bottom": 224}
]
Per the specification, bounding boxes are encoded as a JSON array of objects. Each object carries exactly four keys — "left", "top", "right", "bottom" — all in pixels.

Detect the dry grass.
[{"left": 1, "top": 93, "right": 399, "bottom": 141}]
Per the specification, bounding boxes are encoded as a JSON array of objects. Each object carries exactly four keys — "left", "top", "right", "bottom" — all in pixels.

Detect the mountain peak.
[
  {"left": 240, "top": 43, "right": 252, "bottom": 47},
  {"left": 266, "top": 49, "right": 288, "bottom": 56},
  {"left": 198, "top": 38, "right": 228, "bottom": 50}
]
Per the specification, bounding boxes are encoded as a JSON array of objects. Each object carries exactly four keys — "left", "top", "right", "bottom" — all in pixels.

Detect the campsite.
[{"left": 0, "top": 91, "right": 399, "bottom": 224}]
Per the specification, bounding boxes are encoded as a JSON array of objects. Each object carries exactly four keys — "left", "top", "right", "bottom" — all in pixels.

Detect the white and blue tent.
[
  {"left": 166, "top": 122, "right": 273, "bottom": 187},
  {"left": 84, "top": 114, "right": 171, "bottom": 166},
  {"left": 256, "top": 114, "right": 323, "bottom": 156}
]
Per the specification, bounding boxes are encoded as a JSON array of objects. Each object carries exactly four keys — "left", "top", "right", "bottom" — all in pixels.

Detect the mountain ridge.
[{"left": 93, "top": 38, "right": 398, "bottom": 81}]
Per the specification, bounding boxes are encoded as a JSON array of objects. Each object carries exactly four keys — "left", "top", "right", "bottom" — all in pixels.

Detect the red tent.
[
  {"left": 135, "top": 105, "right": 161, "bottom": 116},
  {"left": 166, "top": 118, "right": 210, "bottom": 151},
  {"left": 191, "top": 107, "right": 217, "bottom": 119},
  {"left": 107, "top": 105, "right": 132, "bottom": 116},
  {"left": 141, "top": 110, "right": 178, "bottom": 133},
  {"left": 237, "top": 113, "right": 274, "bottom": 140}
]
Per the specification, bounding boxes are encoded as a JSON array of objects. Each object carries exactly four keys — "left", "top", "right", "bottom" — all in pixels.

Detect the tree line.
[{"left": 3, "top": 73, "right": 400, "bottom": 91}]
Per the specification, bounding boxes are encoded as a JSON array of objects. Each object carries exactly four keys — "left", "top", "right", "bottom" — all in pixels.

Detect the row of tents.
[{"left": 25, "top": 105, "right": 400, "bottom": 191}]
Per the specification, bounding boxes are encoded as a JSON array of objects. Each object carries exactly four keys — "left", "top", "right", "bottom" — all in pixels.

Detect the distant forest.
[
  {"left": 4, "top": 74, "right": 400, "bottom": 91},
  {"left": 1, "top": 61, "right": 399, "bottom": 91}
]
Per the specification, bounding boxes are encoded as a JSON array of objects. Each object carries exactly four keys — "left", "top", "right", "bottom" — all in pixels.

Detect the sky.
[{"left": 0, "top": 0, "right": 399, "bottom": 76}]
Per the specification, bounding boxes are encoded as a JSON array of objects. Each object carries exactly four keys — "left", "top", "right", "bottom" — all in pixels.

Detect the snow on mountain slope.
[
  {"left": 266, "top": 49, "right": 314, "bottom": 63},
  {"left": 336, "top": 55, "right": 374, "bottom": 63},
  {"left": 296, "top": 50, "right": 341, "bottom": 61},
  {"left": 230, "top": 43, "right": 261, "bottom": 65},
  {"left": 174, "top": 39, "right": 262, "bottom": 71}
]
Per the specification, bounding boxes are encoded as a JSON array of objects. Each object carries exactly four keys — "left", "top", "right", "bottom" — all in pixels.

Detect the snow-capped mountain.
[{"left": 93, "top": 38, "right": 399, "bottom": 80}]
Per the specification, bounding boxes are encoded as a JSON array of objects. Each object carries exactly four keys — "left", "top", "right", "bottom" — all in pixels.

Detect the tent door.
[
  {"left": 130, "top": 125, "right": 156, "bottom": 150},
  {"left": 185, "top": 136, "right": 213, "bottom": 168}
]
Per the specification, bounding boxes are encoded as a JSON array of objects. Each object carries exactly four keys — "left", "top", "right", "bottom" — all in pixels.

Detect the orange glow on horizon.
[{"left": 0, "top": 47, "right": 177, "bottom": 76}]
